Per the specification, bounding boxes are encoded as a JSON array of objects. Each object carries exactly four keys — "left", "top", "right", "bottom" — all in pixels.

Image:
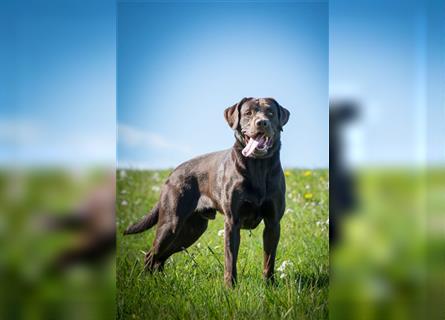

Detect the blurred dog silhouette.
[
  {"left": 330, "top": 100, "right": 358, "bottom": 245},
  {"left": 42, "top": 175, "right": 115, "bottom": 272}
]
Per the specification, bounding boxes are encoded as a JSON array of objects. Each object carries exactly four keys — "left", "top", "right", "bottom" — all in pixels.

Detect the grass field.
[
  {"left": 116, "top": 169, "right": 329, "bottom": 320},
  {"left": 0, "top": 170, "right": 115, "bottom": 320}
]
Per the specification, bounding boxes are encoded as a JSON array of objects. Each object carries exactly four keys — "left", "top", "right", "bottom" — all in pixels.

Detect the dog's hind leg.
[
  {"left": 144, "top": 211, "right": 183, "bottom": 272},
  {"left": 145, "top": 212, "right": 210, "bottom": 271},
  {"left": 144, "top": 181, "right": 201, "bottom": 272},
  {"left": 157, "top": 213, "right": 210, "bottom": 266}
]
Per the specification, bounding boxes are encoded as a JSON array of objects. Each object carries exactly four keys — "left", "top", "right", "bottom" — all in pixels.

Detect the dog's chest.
[
  {"left": 241, "top": 177, "right": 270, "bottom": 207},
  {"left": 238, "top": 199, "right": 265, "bottom": 230}
]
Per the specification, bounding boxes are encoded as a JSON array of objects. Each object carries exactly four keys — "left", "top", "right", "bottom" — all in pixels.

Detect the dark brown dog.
[{"left": 124, "top": 97, "right": 290, "bottom": 287}]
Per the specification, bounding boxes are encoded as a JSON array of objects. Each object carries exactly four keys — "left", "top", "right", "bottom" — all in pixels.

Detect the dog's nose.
[{"left": 255, "top": 119, "right": 269, "bottom": 128}]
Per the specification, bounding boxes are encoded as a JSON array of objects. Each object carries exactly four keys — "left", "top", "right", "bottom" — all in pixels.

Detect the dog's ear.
[
  {"left": 275, "top": 100, "right": 290, "bottom": 131},
  {"left": 224, "top": 97, "right": 251, "bottom": 130}
]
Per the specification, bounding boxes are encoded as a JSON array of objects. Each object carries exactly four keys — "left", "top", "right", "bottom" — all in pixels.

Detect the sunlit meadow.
[{"left": 117, "top": 169, "right": 329, "bottom": 320}]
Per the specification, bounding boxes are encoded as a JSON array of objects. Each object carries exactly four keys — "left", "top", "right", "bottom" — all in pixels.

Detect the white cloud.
[
  {"left": 118, "top": 123, "right": 191, "bottom": 154},
  {"left": 0, "top": 118, "right": 115, "bottom": 168},
  {"left": 0, "top": 119, "right": 41, "bottom": 144}
]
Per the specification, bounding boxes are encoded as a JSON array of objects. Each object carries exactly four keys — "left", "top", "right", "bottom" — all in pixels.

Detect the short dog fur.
[{"left": 125, "top": 97, "right": 290, "bottom": 287}]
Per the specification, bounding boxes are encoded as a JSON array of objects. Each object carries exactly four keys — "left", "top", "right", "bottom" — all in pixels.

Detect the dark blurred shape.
[
  {"left": 329, "top": 100, "right": 358, "bottom": 244},
  {"left": 42, "top": 175, "right": 116, "bottom": 273},
  {"left": 0, "top": 170, "right": 116, "bottom": 320}
]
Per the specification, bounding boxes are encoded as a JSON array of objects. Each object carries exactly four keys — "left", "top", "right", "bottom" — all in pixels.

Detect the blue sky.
[
  {"left": 0, "top": 0, "right": 115, "bottom": 167},
  {"left": 1, "top": 0, "right": 442, "bottom": 169},
  {"left": 330, "top": 0, "right": 445, "bottom": 166},
  {"left": 117, "top": 1, "right": 329, "bottom": 169}
]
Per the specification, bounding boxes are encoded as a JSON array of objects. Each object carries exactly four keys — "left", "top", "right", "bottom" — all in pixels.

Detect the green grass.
[
  {"left": 0, "top": 170, "right": 115, "bottom": 320},
  {"left": 117, "top": 169, "right": 329, "bottom": 320}
]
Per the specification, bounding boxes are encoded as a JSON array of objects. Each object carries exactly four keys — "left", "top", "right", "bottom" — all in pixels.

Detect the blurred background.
[
  {"left": 329, "top": 0, "right": 445, "bottom": 319},
  {"left": 0, "top": 0, "right": 116, "bottom": 319}
]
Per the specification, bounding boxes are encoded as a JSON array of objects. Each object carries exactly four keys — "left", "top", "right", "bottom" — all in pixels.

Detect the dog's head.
[{"left": 224, "top": 97, "right": 290, "bottom": 158}]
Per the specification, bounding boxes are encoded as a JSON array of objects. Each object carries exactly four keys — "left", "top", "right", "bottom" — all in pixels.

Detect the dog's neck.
[{"left": 230, "top": 139, "right": 282, "bottom": 197}]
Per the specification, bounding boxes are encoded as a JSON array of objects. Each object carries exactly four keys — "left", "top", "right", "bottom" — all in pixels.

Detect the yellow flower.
[
  {"left": 303, "top": 170, "right": 312, "bottom": 177},
  {"left": 304, "top": 192, "right": 313, "bottom": 200},
  {"left": 284, "top": 170, "right": 291, "bottom": 177}
]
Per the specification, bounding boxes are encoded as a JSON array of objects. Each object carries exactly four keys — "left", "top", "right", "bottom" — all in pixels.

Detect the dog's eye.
[
  {"left": 268, "top": 111, "right": 274, "bottom": 117},
  {"left": 245, "top": 111, "right": 252, "bottom": 116}
]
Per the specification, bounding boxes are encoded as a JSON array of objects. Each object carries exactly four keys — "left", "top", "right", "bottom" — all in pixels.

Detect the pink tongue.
[
  {"left": 242, "top": 138, "right": 258, "bottom": 157},
  {"left": 242, "top": 136, "right": 265, "bottom": 157}
]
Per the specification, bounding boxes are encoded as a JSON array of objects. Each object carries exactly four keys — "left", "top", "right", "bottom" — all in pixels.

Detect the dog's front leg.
[
  {"left": 263, "top": 219, "right": 280, "bottom": 283},
  {"left": 224, "top": 216, "right": 240, "bottom": 288}
]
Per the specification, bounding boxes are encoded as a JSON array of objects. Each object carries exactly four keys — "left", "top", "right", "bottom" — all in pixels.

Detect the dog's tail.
[{"left": 124, "top": 203, "right": 160, "bottom": 235}]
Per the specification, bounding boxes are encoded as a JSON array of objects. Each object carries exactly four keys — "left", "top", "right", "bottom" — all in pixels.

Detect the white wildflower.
[
  {"left": 217, "top": 229, "right": 225, "bottom": 237},
  {"left": 277, "top": 260, "right": 293, "bottom": 272},
  {"left": 277, "top": 260, "right": 294, "bottom": 280},
  {"left": 121, "top": 200, "right": 128, "bottom": 206},
  {"left": 119, "top": 170, "right": 127, "bottom": 179},
  {"left": 120, "top": 189, "right": 127, "bottom": 194}
]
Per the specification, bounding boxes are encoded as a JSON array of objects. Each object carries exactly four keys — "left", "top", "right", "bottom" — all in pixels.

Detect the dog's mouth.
[{"left": 241, "top": 132, "right": 274, "bottom": 157}]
